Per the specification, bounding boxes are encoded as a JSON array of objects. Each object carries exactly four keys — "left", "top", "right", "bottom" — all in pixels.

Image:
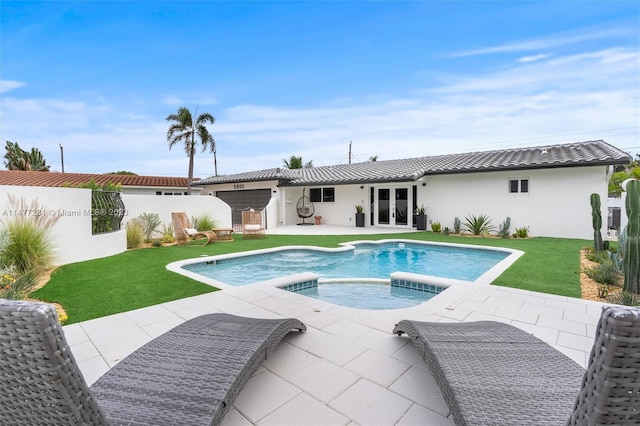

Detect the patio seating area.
[
  {"left": 59, "top": 273, "right": 621, "bottom": 425},
  {"left": 3, "top": 225, "right": 636, "bottom": 425}
]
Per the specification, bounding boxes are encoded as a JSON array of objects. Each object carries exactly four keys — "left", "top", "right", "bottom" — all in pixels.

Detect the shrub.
[
  {"left": 443, "top": 227, "right": 451, "bottom": 235},
  {"left": 0, "top": 265, "right": 37, "bottom": 300},
  {"left": 138, "top": 213, "right": 162, "bottom": 242},
  {"left": 608, "top": 291, "right": 640, "bottom": 306},
  {"left": 585, "top": 249, "right": 610, "bottom": 264},
  {"left": 161, "top": 223, "right": 175, "bottom": 244},
  {"left": 431, "top": 221, "right": 441, "bottom": 233},
  {"left": 611, "top": 227, "right": 626, "bottom": 273},
  {"left": 151, "top": 239, "right": 163, "bottom": 247},
  {"left": 498, "top": 217, "right": 511, "bottom": 239},
  {"left": 583, "top": 260, "right": 622, "bottom": 286},
  {"left": 463, "top": 214, "right": 494, "bottom": 235},
  {"left": 453, "top": 217, "right": 461, "bottom": 234},
  {"left": 514, "top": 227, "right": 529, "bottom": 238},
  {"left": 0, "top": 196, "right": 59, "bottom": 279},
  {"left": 597, "top": 284, "right": 609, "bottom": 299},
  {"left": 126, "top": 218, "right": 144, "bottom": 249},
  {"left": 192, "top": 214, "right": 216, "bottom": 231}
]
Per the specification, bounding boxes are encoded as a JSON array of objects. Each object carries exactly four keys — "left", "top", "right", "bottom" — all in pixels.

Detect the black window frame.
[
  {"left": 322, "top": 187, "right": 335, "bottom": 202},
  {"left": 309, "top": 188, "right": 322, "bottom": 202},
  {"left": 508, "top": 178, "right": 529, "bottom": 194},
  {"left": 309, "top": 187, "right": 335, "bottom": 203}
]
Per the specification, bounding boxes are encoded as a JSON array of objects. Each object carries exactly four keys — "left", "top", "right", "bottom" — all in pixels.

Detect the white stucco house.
[{"left": 196, "top": 140, "right": 631, "bottom": 240}]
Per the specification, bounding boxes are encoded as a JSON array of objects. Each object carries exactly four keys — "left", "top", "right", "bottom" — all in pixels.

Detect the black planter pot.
[
  {"left": 416, "top": 215, "right": 428, "bottom": 230},
  {"left": 355, "top": 212, "right": 365, "bottom": 227}
]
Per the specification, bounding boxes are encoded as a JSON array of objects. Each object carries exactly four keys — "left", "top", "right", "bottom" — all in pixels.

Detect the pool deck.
[{"left": 63, "top": 225, "right": 606, "bottom": 425}]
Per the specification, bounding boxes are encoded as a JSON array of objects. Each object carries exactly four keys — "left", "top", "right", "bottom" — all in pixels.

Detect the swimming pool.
[{"left": 175, "top": 240, "right": 516, "bottom": 287}]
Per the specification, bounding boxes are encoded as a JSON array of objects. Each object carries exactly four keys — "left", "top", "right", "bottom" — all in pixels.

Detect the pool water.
[
  {"left": 294, "top": 282, "right": 438, "bottom": 310},
  {"left": 184, "top": 241, "right": 508, "bottom": 286}
]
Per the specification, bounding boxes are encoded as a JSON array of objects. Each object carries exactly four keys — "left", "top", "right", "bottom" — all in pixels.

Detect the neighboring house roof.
[
  {"left": 197, "top": 140, "right": 632, "bottom": 187},
  {"left": 0, "top": 170, "right": 198, "bottom": 188}
]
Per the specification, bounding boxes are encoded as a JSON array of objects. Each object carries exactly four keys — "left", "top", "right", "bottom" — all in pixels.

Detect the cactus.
[
  {"left": 623, "top": 180, "right": 640, "bottom": 293},
  {"left": 590, "top": 193, "right": 604, "bottom": 251}
]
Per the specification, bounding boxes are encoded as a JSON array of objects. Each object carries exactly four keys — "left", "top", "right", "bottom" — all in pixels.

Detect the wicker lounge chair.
[
  {"left": 393, "top": 306, "right": 640, "bottom": 426},
  {"left": 171, "top": 212, "right": 217, "bottom": 246},
  {"left": 0, "top": 298, "right": 306, "bottom": 426},
  {"left": 241, "top": 209, "right": 265, "bottom": 239}
]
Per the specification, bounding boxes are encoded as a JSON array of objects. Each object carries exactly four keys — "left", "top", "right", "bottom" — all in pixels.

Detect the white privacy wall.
[
  {"left": 420, "top": 166, "right": 609, "bottom": 240},
  {"left": 122, "top": 194, "right": 232, "bottom": 231},
  {"left": 0, "top": 186, "right": 234, "bottom": 266},
  {"left": 0, "top": 185, "right": 126, "bottom": 265}
]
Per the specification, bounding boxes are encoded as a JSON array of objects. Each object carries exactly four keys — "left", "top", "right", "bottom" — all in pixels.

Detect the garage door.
[{"left": 216, "top": 189, "right": 272, "bottom": 230}]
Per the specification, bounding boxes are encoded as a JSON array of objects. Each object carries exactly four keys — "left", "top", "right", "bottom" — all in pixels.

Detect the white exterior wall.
[
  {"left": 122, "top": 194, "right": 232, "bottom": 232},
  {"left": 0, "top": 185, "right": 125, "bottom": 265},
  {"left": 281, "top": 185, "right": 368, "bottom": 226},
  {"left": 419, "top": 166, "right": 609, "bottom": 239},
  {"left": 201, "top": 165, "right": 611, "bottom": 239}
]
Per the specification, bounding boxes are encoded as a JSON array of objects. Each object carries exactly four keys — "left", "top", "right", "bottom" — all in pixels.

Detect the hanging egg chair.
[{"left": 296, "top": 188, "right": 315, "bottom": 225}]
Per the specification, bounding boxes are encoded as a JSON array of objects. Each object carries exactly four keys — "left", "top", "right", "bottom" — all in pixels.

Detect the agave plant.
[{"left": 463, "top": 214, "right": 495, "bottom": 235}]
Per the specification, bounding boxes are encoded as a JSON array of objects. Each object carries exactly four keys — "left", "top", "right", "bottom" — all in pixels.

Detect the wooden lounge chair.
[
  {"left": 242, "top": 209, "right": 265, "bottom": 239},
  {"left": 171, "top": 212, "right": 217, "bottom": 246},
  {"left": 0, "top": 298, "right": 306, "bottom": 426},
  {"left": 393, "top": 306, "right": 640, "bottom": 425}
]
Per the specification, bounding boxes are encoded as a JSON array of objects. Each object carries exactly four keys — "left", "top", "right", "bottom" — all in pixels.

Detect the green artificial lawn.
[{"left": 31, "top": 232, "right": 589, "bottom": 324}]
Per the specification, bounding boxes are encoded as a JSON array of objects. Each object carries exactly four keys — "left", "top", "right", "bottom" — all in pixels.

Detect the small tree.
[
  {"left": 3, "top": 141, "right": 50, "bottom": 171},
  {"left": 138, "top": 213, "right": 162, "bottom": 242}
]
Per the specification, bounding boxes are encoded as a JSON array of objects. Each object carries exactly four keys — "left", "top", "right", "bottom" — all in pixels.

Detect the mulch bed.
[{"left": 579, "top": 248, "right": 622, "bottom": 302}]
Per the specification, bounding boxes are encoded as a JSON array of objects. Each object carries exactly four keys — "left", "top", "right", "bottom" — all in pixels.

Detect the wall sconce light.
[
  {"left": 422, "top": 183, "right": 426, "bottom": 187},
  {"left": 360, "top": 185, "right": 364, "bottom": 189}
]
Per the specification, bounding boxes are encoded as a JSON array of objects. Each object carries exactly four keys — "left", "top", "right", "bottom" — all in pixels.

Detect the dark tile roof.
[
  {"left": 0, "top": 170, "right": 197, "bottom": 188},
  {"left": 197, "top": 140, "right": 632, "bottom": 186}
]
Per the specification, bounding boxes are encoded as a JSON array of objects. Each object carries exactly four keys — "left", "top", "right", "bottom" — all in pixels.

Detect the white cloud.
[
  {"left": 517, "top": 54, "right": 550, "bottom": 63},
  {"left": 0, "top": 80, "right": 25, "bottom": 94},
  {"left": 447, "top": 26, "right": 633, "bottom": 57}
]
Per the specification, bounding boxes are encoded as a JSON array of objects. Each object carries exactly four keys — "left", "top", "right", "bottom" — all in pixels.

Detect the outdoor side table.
[{"left": 212, "top": 228, "right": 234, "bottom": 241}]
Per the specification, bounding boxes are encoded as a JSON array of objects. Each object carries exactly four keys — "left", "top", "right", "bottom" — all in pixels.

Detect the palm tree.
[
  {"left": 166, "top": 107, "right": 215, "bottom": 194},
  {"left": 283, "top": 155, "right": 313, "bottom": 169}
]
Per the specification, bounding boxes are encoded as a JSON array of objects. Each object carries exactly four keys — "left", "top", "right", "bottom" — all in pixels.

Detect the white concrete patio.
[{"left": 62, "top": 226, "right": 606, "bottom": 425}]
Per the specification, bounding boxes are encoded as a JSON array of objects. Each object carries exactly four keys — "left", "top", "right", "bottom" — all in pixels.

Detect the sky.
[{"left": 1, "top": 1, "right": 639, "bottom": 179}]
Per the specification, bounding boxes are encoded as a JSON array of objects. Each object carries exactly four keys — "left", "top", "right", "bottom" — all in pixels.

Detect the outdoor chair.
[
  {"left": 0, "top": 298, "right": 306, "bottom": 426},
  {"left": 241, "top": 209, "right": 265, "bottom": 239},
  {"left": 393, "top": 305, "right": 640, "bottom": 426},
  {"left": 171, "top": 212, "right": 217, "bottom": 246}
]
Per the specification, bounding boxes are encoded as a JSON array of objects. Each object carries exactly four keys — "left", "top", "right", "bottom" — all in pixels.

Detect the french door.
[{"left": 376, "top": 187, "right": 409, "bottom": 227}]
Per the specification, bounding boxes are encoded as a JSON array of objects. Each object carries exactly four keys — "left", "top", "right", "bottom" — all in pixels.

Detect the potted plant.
[
  {"left": 355, "top": 204, "right": 365, "bottom": 227},
  {"left": 415, "top": 205, "right": 428, "bottom": 230}
]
